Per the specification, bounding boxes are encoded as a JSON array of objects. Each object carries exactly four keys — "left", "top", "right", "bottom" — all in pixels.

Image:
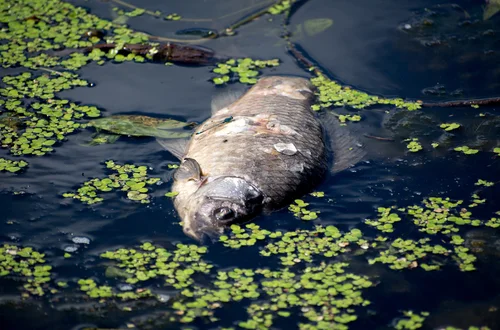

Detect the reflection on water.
[{"left": 0, "top": 0, "right": 499, "bottom": 329}]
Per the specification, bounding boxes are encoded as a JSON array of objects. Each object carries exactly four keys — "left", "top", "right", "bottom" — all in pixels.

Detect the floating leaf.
[
  {"left": 439, "top": 123, "right": 461, "bottom": 131},
  {"left": 303, "top": 18, "right": 333, "bottom": 37},
  {"left": 484, "top": 0, "right": 500, "bottom": 20},
  {"left": 89, "top": 115, "right": 195, "bottom": 139}
]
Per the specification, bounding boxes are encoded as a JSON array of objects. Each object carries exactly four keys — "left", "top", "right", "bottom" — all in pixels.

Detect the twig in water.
[
  {"left": 287, "top": 42, "right": 323, "bottom": 76},
  {"left": 38, "top": 67, "right": 64, "bottom": 76},
  {"left": 222, "top": 2, "right": 278, "bottom": 36},
  {"left": 363, "top": 134, "right": 395, "bottom": 142},
  {"left": 422, "top": 98, "right": 500, "bottom": 108}
]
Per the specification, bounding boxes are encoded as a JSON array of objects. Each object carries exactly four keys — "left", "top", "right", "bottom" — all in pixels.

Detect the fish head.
[{"left": 179, "top": 176, "right": 264, "bottom": 241}]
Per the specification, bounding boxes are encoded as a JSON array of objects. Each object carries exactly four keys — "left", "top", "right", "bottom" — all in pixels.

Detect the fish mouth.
[{"left": 183, "top": 218, "right": 224, "bottom": 243}]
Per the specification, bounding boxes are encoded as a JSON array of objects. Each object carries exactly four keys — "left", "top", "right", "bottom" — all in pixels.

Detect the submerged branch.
[
  {"left": 364, "top": 134, "right": 395, "bottom": 142},
  {"left": 87, "top": 42, "right": 217, "bottom": 65},
  {"left": 422, "top": 98, "right": 500, "bottom": 108},
  {"left": 38, "top": 67, "right": 64, "bottom": 76},
  {"left": 145, "top": 34, "right": 216, "bottom": 44},
  {"left": 110, "top": 0, "right": 163, "bottom": 18},
  {"left": 110, "top": 0, "right": 274, "bottom": 22},
  {"left": 221, "top": 1, "right": 280, "bottom": 36},
  {"left": 287, "top": 42, "right": 323, "bottom": 76}
]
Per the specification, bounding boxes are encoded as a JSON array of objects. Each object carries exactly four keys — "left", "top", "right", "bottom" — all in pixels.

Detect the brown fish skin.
[{"left": 172, "top": 76, "right": 328, "bottom": 240}]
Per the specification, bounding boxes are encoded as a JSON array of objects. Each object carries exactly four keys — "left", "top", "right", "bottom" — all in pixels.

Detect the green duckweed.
[
  {"left": 165, "top": 13, "right": 182, "bottom": 21},
  {"left": 77, "top": 277, "right": 153, "bottom": 300},
  {"left": 165, "top": 191, "right": 179, "bottom": 198},
  {"left": 367, "top": 195, "right": 498, "bottom": 272},
  {"left": 369, "top": 237, "right": 451, "bottom": 271},
  {"left": 0, "top": 72, "right": 100, "bottom": 156},
  {"left": 268, "top": 1, "right": 292, "bottom": 15},
  {"left": 100, "top": 242, "right": 211, "bottom": 288},
  {"left": 310, "top": 74, "right": 422, "bottom": 111},
  {"left": 485, "top": 217, "right": 499, "bottom": 228},
  {"left": 212, "top": 58, "right": 280, "bottom": 85},
  {"left": 0, "top": 158, "right": 28, "bottom": 172},
  {"left": 475, "top": 179, "right": 494, "bottom": 187},
  {"left": 365, "top": 207, "right": 401, "bottom": 233},
  {"left": 260, "top": 225, "right": 364, "bottom": 266},
  {"left": 394, "top": 311, "right": 429, "bottom": 330},
  {"left": 338, "top": 114, "right": 362, "bottom": 124},
  {"left": 289, "top": 199, "right": 320, "bottom": 220},
  {"left": 405, "top": 138, "right": 423, "bottom": 152},
  {"left": 454, "top": 146, "right": 479, "bottom": 155},
  {"left": 62, "top": 160, "right": 161, "bottom": 204},
  {"left": 439, "top": 123, "right": 461, "bottom": 131},
  {"left": 0, "top": 244, "right": 52, "bottom": 296},
  {"left": 469, "top": 193, "right": 486, "bottom": 208},
  {"left": 219, "top": 223, "right": 272, "bottom": 249}
]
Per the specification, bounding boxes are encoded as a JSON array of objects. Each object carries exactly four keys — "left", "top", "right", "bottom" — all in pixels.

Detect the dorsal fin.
[
  {"left": 156, "top": 138, "right": 190, "bottom": 160},
  {"left": 211, "top": 88, "right": 246, "bottom": 115},
  {"left": 174, "top": 158, "right": 202, "bottom": 182}
]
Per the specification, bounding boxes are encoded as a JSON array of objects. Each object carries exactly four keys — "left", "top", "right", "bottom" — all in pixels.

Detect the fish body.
[{"left": 168, "top": 76, "right": 329, "bottom": 240}]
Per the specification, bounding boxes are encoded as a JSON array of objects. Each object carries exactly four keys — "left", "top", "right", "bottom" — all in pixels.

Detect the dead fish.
[{"left": 159, "top": 76, "right": 364, "bottom": 241}]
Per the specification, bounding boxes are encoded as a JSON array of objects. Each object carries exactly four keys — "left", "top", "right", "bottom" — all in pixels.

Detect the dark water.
[{"left": 1, "top": 0, "right": 500, "bottom": 329}]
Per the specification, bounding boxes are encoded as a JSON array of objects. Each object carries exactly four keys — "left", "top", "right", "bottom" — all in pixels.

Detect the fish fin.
[
  {"left": 174, "top": 158, "right": 202, "bottom": 182},
  {"left": 156, "top": 138, "right": 189, "bottom": 159},
  {"left": 211, "top": 88, "right": 246, "bottom": 115},
  {"left": 320, "top": 110, "right": 367, "bottom": 173}
]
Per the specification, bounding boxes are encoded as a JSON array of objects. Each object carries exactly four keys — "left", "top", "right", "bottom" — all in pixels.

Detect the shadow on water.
[{"left": 1, "top": 0, "right": 500, "bottom": 329}]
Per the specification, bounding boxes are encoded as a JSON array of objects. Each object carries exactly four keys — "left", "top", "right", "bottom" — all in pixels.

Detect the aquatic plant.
[
  {"left": 165, "top": 191, "right": 179, "bottom": 198},
  {"left": 439, "top": 123, "right": 461, "bottom": 131},
  {"left": 394, "top": 311, "right": 429, "bottom": 330},
  {"left": 289, "top": 199, "right": 320, "bottom": 220},
  {"left": 368, "top": 237, "right": 451, "bottom": 271},
  {"left": 0, "top": 72, "right": 100, "bottom": 156},
  {"left": 405, "top": 138, "right": 423, "bottom": 152},
  {"left": 77, "top": 277, "right": 153, "bottom": 300},
  {"left": 0, "top": 158, "right": 28, "bottom": 172},
  {"left": 0, "top": 245, "right": 52, "bottom": 297},
  {"left": 474, "top": 179, "right": 494, "bottom": 187},
  {"left": 454, "top": 146, "right": 479, "bottom": 155},
  {"left": 212, "top": 58, "right": 280, "bottom": 85},
  {"left": 165, "top": 13, "right": 182, "bottom": 21},
  {"left": 100, "top": 242, "right": 211, "bottom": 288},
  {"left": 310, "top": 74, "right": 422, "bottom": 111},
  {"left": 259, "top": 225, "right": 364, "bottom": 266},
  {"left": 365, "top": 207, "right": 402, "bottom": 233},
  {"left": 96, "top": 234, "right": 372, "bottom": 328},
  {"left": 62, "top": 160, "right": 161, "bottom": 204},
  {"left": 219, "top": 223, "right": 273, "bottom": 248},
  {"left": 268, "top": 1, "right": 292, "bottom": 15},
  {"left": 367, "top": 196, "right": 497, "bottom": 271},
  {"left": 338, "top": 114, "right": 362, "bottom": 124},
  {"left": 310, "top": 191, "right": 325, "bottom": 197}
]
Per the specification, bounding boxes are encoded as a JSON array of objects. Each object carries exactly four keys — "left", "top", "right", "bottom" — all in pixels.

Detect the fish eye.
[{"left": 213, "top": 207, "right": 235, "bottom": 222}]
